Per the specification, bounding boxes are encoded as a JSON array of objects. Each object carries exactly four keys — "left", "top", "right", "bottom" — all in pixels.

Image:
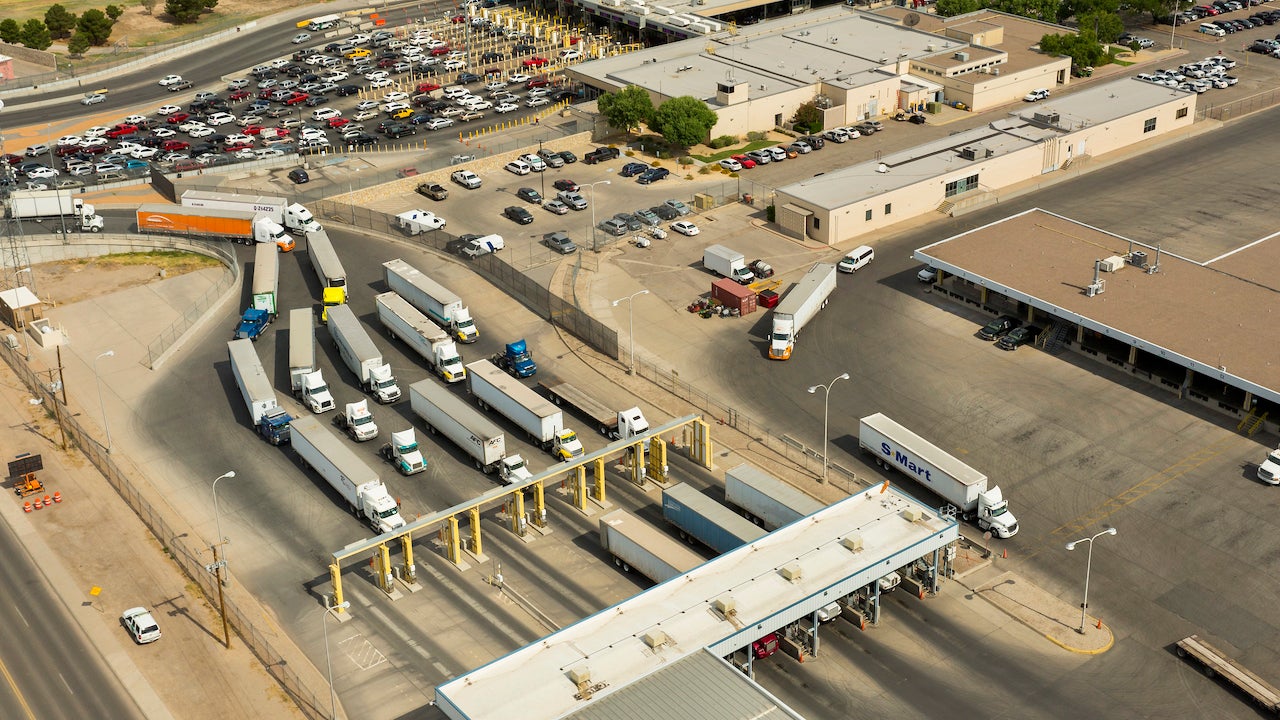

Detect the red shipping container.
[{"left": 711, "top": 278, "right": 757, "bottom": 315}]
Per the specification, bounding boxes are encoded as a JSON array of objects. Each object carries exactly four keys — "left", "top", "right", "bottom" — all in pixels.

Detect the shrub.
[
  {"left": 766, "top": 204, "right": 776, "bottom": 222},
  {"left": 699, "top": 166, "right": 711, "bottom": 175},
  {"left": 708, "top": 134, "right": 738, "bottom": 149},
  {"left": 650, "top": 160, "right": 660, "bottom": 167},
  {"left": 729, "top": 172, "right": 739, "bottom": 178},
  {"left": 678, "top": 156, "right": 693, "bottom": 166},
  {"left": 685, "top": 174, "right": 694, "bottom": 180},
  {"left": 746, "top": 131, "right": 767, "bottom": 142},
  {"left": 624, "top": 150, "right": 635, "bottom": 157}
]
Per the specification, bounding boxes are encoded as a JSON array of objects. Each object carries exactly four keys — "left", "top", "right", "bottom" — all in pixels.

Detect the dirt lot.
[{"left": 29, "top": 251, "right": 219, "bottom": 305}]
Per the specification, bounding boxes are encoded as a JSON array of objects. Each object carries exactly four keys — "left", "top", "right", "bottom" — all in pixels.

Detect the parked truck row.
[
  {"left": 383, "top": 258, "right": 478, "bottom": 344},
  {"left": 408, "top": 379, "right": 529, "bottom": 484},
  {"left": 180, "top": 190, "right": 321, "bottom": 237},
  {"left": 6, "top": 190, "right": 104, "bottom": 232}
]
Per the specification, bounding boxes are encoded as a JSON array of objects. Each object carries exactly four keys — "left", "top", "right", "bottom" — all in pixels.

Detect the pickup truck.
[{"left": 416, "top": 182, "right": 448, "bottom": 200}]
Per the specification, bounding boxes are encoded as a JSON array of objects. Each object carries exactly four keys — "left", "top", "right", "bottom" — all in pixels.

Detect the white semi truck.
[
  {"left": 858, "top": 412, "right": 1018, "bottom": 538},
  {"left": 250, "top": 242, "right": 279, "bottom": 320},
  {"left": 334, "top": 399, "right": 379, "bottom": 442},
  {"left": 289, "top": 415, "right": 405, "bottom": 534},
  {"left": 6, "top": 190, "right": 104, "bottom": 232},
  {"left": 379, "top": 428, "right": 427, "bottom": 475},
  {"left": 598, "top": 509, "right": 704, "bottom": 585},
  {"left": 408, "top": 379, "right": 528, "bottom": 483},
  {"left": 724, "top": 463, "right": 825, "bottom": 530},
  {"left": 327, "top": 304, "right": 400, "bottom": 403},
  {"left": 374, "top": 292, "right": 466, "bottom": 383},
  {"left": 769, "top": 263, "right": 837, "bottom": 360},
  {"left": 466, "top": 360, "right": 583, "bottom": 462},
  {"left": 226, "top": 339, "right": 292, "bottom": 445},
  {"left": 382, "top": 258, "right": 478, "bottom": 343},
  {"left": 538, "top": 379, "right": 650, "bottom": 443},
  {"left": 288, "top": 307, "right": 335, "bottom": 413},
  {"left": 181, "top": 189, "right": 322, "bottom": 235}
]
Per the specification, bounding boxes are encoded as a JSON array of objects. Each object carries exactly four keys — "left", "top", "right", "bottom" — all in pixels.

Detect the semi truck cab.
[
  {"left": 453, "top": 308, "right": 478, "bottom": 343},
  {"left": 499, "top": 455, "right": 533, "bottom": 485},
  {"left": 321, "top": 287, "right": 346, "bottom": 323},
  {"left": 553, "top": 428, "right": 584, "bottom": 461},
  {"left": 381, "top": 428, "right": 427, "bottom": 475},
  {"left": 299, "top": 371, "right": 335, "bottom": 413}
]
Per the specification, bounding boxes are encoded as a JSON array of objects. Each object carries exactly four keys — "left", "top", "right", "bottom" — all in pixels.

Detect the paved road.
[{"left": 0, "top": 518, "right": 142, "bottom": 720}]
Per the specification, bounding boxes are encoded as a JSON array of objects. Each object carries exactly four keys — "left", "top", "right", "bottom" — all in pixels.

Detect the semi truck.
[
  {"left": 6, "top": 190, "right": 104, "bottom": 232},
  {"left": 226, "top": 338, "right": 292, "bottom": 445},
  {"left": 1175, "top": 634, "right": 1280, "bottom": 713},
  {"left": 135, "top": 204, "right": 292, "bottom": 250},
  {"left": 858, "top": 412, "right": 1018, "bottom": 538},
  {"left": 288, "top": 307, "right": 335, "bottom": 413},
  {"left": 382, "top": 258, "right": 478, "bottom": 343},
  {"left": 305, "top": 230, "right": 347, "bottom": 322},
  {"left": 180, "top": 189, "right": 321, "bottom": 236},
  {"left": 538, "top": 379, "right": 650, "bottom": 443},
  {"left": 251, "top": 242, "right": 279, "bottom": 320},
  {"left": 491, "top": 339, "right": 536, "bottom": 378},
  {"left": 769, "top": 263, "right": 837, "bottom": 361},
  {"left": 466, "top": 359, "right": 583, "bottom": 462},
  {"left": 289, "top": 415, "right": 405, "bottom": 534},
  {"left": 662, "top": 482, "right": 765, "bottom": 555},
  {"left": 374, "top": 292, "right": 466, "bottom": 383},
  {"left": 327, "top": 304, "right": 400, "bottom": 403},
  {"left": 235, "top": 307, "right": 269, "bottom": 341},
  {"left": 408, "top": 379, "right": 528, "bottom": 483},
  {"left": 379, "top": 428, "right": 427, "bottom": 475},
  {"left": 598, "top": 509, "right": 704, "bottom": 585},
  {"left": 703, "top": 244, "right": 755, "bottom": 284},
  {"left": 334, "top": 399, "right": 379, "bottom": 442},
  {"left": 724, "top": 463, "right": 825, "bottom": 530}
]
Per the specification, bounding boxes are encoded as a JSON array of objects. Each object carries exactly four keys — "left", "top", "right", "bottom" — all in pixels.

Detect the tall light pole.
[
  {"left": 15, "top": 268, "right": 32, "bottom": 359},
  {"left": 1065, "top": 527, "right": 1117, "bottom": 634},
  {"left": 212, "top": 471, "right": 236, "bottom": 588},
  {"left": 583, "top": 178, "right": 611, "bottom": 251},
  {"left": 93, "top": 349, "right": 114, "bottom": 452},
  {"left": 207, "top": 470, "right": 236, "bottom": 649},
  {"left": 806, "top": 372, "right": 849, "bottom": 483},
  {"left": 322, "top": 600, "right": 352, "bottom": 720},
  {"left": 611, "top": 289, "right": 649, "bottom": 375}
]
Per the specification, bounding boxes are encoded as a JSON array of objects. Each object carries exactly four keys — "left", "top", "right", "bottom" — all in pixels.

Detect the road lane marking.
[{"left": 0, "top": 652, "right": 37, "bottom": 720}]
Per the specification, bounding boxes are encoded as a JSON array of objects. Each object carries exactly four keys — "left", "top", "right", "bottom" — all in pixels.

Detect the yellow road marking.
[{"left": 0, "top": 651, "right": 39, "bottom": 720}]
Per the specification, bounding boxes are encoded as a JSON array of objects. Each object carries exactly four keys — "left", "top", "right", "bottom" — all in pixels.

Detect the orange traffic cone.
[
  {"left": 23, "top": 501, "right": 31, "bottom": 513},
  {"left": 43, "top": 495, "right": 51, "bottom": 507},
  {"left": 52, "top": 492, "right": 62, "bottom": 503},
  {"left": 32, "top": 497, "right": 43, "bottom": 510},
  {"left": 1096, "top": 618, "right": 1103, "bottom": 630}
]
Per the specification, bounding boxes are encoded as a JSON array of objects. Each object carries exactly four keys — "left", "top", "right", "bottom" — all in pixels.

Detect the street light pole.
[
  {"left": 15, "top": 268, "right": 32, "bottom": 359},
  {"left": 611, "top": 289, "right": 650, "bottom": 375},
  {"left": 209, "top": 470, "right": 236, "bottom": 648},
  {"left": 212, "top": 471, "right": 236, "bottom": 588},
  {"left": 583, "top": 179, "right": 611, "bottom": 251},
  {"left": 1065, "top": 527, "right": 1118, "bottom": 634},
  {"left": 322, "top": 600, "right": 352, "bottom": 720},
  {"left": 93, "top": 349, "right": 114, "bottom": 452},
  {"left": 806, "top": 372, "right": 850, "bottom": 483}
]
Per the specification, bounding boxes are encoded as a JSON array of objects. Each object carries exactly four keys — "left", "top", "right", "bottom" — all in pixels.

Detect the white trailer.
[
  {"left": 375, "top": 292, "right": 466, "bottom": 383},
  {"left": 382, "top": 258, "right": 478, "bottom": 343},
  {"left": 769, "top": 263, "right": 837, "bottom": 360},
  {"left": 181, "top": 190, "right": 321, "bottom": 234},
  {"left": 327, "top": 304, "right": 400, "bottom": 403},
  {"left": 598, "top": 509, "right": 704, "bottom": 585},
  {"left": 409, "top": 379, "right": 526, "bottom": 481},
  {"left": 289, "top": 308, "right": 335, "bottom": 413},
  {"left": 467, "top": 360, "right": 583, "bottom": 462},
  {"left": 724, "top": 463, "right": 825, "bottom": 530},
  {"left": 226, "top": 339, "right": 292, "bottom": 445},
  {"left": 7, "top": 190, "right": 104, "bottom": 232},
  {"left": 306, "top": 229, "right": 347, "bottom": 289},
  {"left": 289, "top": 415, "right": 405, "bottom": 534},
  {"left": 858, "top": 412, "right": 1018, "bottom": 538},
  {"left": 251, "top": 242, "right": 280, "bottom": 320}
]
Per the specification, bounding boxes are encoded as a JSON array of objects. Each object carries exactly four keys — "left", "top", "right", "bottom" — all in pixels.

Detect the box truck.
[
  {"left": 289, "top": 416, "right": 405, "bottom": 534},
  {"left": 769, "top": 263, "right": 837, "bottom": 360},
  {"left": 374, "top": 292, "right": 466, "bottom": 383},
  {"left": 7, "top": 190, "right": 104, "bottom": 232},
  {"left": 382, "top": 258, "right": 478, "bottom": 343},
  {"left": 858, "top": 412, "right": 1018, "bottom": 538},
  {"left": 408, "top": 379, "right": 528, "bottom": 483},
  {"left": 598, "top": 509, "right": 704, "bottom": 585},
  {"left": 703, "top": 244, "right": 754, "bottom": 284},
  {"left": 538, "top": 379, "right": 650, "bottom": 444},
  {"left": 250, "top": 242, "right": 279, "bottom": 320},
  {"left": 724, "top": 463, "right": 825, "bottom": 530},
  {"left": 288, "top": 307, "right": 335, "bottom": 413},
  {"left": 662, "top": 483, "right": 765, "bottom": 555},
  {"left": 180, "top": 189, "right": 321, "bottom": 237},
  {"left": 227, "top": 339, "right": 292, "bottom": 444},
  {"left": 305, "top": 230, "right": 347, "bottom": 322},
  {"left": 136, "top": 204, "right": 291, "bottom": 250},
  {"left": 467, "top": 359, "right": 583, "bottom": 461},
  {"left": 327, "top": 304, "right": 400, "bottom": 403}
]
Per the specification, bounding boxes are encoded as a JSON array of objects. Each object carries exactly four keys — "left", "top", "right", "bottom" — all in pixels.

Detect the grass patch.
[
  {"left": 691, "top": 139, "right": 777, "bottom": 163},
  {"left": 54, "top": 251, "right": 221, "bottom": 273}
]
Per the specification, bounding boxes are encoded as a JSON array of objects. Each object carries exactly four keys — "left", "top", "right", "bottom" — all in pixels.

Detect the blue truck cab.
[
  {"left": 235, "top": 307, "right": 270, "bottom": 340},
  {"left": 257, "top": 406, "right": 293, "bottom": 445},
  {"left": 496, "top": 339, "right": 537, "bottom": 378}
]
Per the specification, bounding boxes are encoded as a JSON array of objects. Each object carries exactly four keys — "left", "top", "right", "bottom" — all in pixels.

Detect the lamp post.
[
  {"left": 583, "top": 178, "right": 611, "bottom": 251},
  {"left": 1065, "top": 527, "right": 1117, "bottom": 634},
  {"left": 537, "top": 138, "right": 546, "bottom": 199},
  {"left": 208, "top": 470, "right": 236, "bottom": 648},
  {"left": 806, "top": 372, "right": 850, "bottom": 483},
  {"left": 611, "top": 289, "right": 650, "bottom": 375},
  {"left": 322, "top": 600, "right": 352, "bottom": 719},
  {"left": 15, "top": 268, "right": 32, "bottom": 359},
  {"left": 212, "top": 471, "right": 236, "bottom": 588},
  {"left": 93, "top": 350, "right": 114, "bottom": 452}
]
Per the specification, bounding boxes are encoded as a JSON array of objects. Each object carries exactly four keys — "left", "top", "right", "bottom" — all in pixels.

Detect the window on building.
[
  {"left": 865, "top": 209, "right": 873, "bottom": 221},
  {"left": 944, "top": 174, "right": 979, "bottom": 198},
  {"left": 813, "top": 217, "right": 820, "bottom": 229},
  {"left": 884, "top": 203, "right": 892, "bottom": 215},
  {"left": 1176, "top": 107, "right": 1188, "bottom": 119},
  {"left": 1143, "top": 117, "right": 1157, "bottom": 133}
]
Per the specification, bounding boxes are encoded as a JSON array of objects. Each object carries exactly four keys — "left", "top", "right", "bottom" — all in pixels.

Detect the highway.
[{"left": 0, "top": 518, "right": 143, "bottom": 720}]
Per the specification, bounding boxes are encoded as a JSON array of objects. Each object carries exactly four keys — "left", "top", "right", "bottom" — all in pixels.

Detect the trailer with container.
[
  {"left": 251, "top": 242, "right": 280, "bottom": 320},
  {"left": 769, "top": 263, "right": 837, "bottom": 360},
  {"left": 374, "top": 292, "right": 466, "bottom": 383},
  {"left": 180, "top": 189, "right": 321, "bottom": 236},
  {"left": 662, "top": 482, "right": 765, "bottom": 555},
  {"left": 288, "top": 307, "right": 335, "bottom": 413},
  {"left": 227, "top": 339, "right": 292, "bottom": 445},
  {"left": 382, "top": 258, "right": 478, "bottom": 343},
  {"left": 538, "top": 379, "right": 650, "bottom": 444},
  {"left": 702, "top": 244, "right": 755, "bottom": 284},
  {"left": 724, "top": 463, "right": 825, "bottom": 530},
  {"left": 858, "top": 412, "right": 1018, "bottom": 538},
  {"left": 135, "top": 204, "right": 291, "bottom": 250},
  {"left": 7, "top": 190, "right": 104, "bottom": 232},
  {"left": 334, "top": 399, "right": 379, "bottom": 442},
  {"left": 491, "top": 338, "right": 536, "bottom": 378},
  {"left": 289, "top": 415, "right": 405, "bottom": 533},
  {"left": 379, "top": 428, "right": 427, "bottom": 475},
  {"left": 466, "top": 359, "right": 582, "bottom": 461},
  {"left": 408, "top": 379, "right": 527, "bottom": 482},
  {"left": 598, "top": 509, "right": 704, "bottom": 585},
  {"left": 327, "top": 304, "right": 400, "bottom": 403},
  {"left": 305, "top": 230, "right": 347, "bottom": 322}
]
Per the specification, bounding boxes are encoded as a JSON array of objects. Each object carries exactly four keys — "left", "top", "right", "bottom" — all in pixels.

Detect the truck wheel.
[
  {"left": 1203, "top": 665, "right": 1215, "bottom": 679},
  {"left": 1175, "top": 646, "right": 1187, "bottom": 658},
  {"left": 89, "top": 226, "right": 101, "bottom": 233}
]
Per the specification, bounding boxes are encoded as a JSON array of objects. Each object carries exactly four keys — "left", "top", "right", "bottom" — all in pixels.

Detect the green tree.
[
  {"left": 44, "top": 4, "right": 77, "bottom": 39},
  {"left": 0, "top": 18, "right": 22, "bottom": 44},
  {"left": 650, "top": 96, "right": 718, "bottom": 150},
  {"left": 990, "top": 0, "right": 1060, "bottom": 20},
  {"left": 166, "top": 0, "right": 205, "bottom": 23},
  {"left": 597, "top": 85, "right": 654, "bottom": 135},
  {"left": 105, "top": 4, "right": 125, "bottom": 21},
  {"left": 67, "top": 31, "right": 91, "bottom": 56},
  {"left": 77, "top": 9, "right": 114, "bottom": 45},
  {"left": 204, "top": 0, "right": 219, "bottom": 9},
  {"left": 792, "top": 101, "right": 823, "bottom": 133},
  {"left": 139, "top": 0, "right": 157, "bottom": 14},
  {"left": 1039, "top": 30, "right": 1105, "bottom": 68},
  {"left": 20, "top": 19, "right": 52, "bottom": 50},
  {"left": 1079, "top": 11, "right": 1124, "bottom": 42},
  {"left": 936, "top": 0, "right": 983, "bottom": 16}
]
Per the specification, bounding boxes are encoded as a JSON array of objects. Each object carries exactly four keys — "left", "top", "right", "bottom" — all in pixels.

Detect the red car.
[
  {"left": 450, "top": 14, "right": 465, "bottom": 22},
  {"left": 522, "top": 57, "right": 549, "bottom": 68},
  {"left": 258, "top": 89, "right": 276, "bottom": 100},
  {"left": 224, "top": 142, "right": 254, "bottom": 153},
  {"left": 55, "top": 145, "right": 81, "bottom": 157},
  {"left": 242, "top": 125, "right": 266, "bottom": 135},
  {"left": 327, "top": 117, "right": 350, "bottom": 128},
  {"left": 526, "top": 76, "right": 549, "bottom": 89},
  {"left": 1, "top": 153, "right": 23, "bottom": 166},
  {"left": 416, "top": 81, "right": 441, "bottom": 94},
  {"left": 284, "top": 92, "right": 310, "bottom": 106},
  {"left": 731, "top": 154, "right": 756, "bottom": 169},
  {"left": 161, "top": 140, "right": 190, "bottom": 151},
  {"left": 105, "top": 124, "right": 138, "bottom": 138},
  {"left": 430, "top": 46, "right": 450, "bottom": 56},
  {"left": 78, "top": 144, "right": 107, "bottom": 155},
  {"left": 553, "top": 178, "right": 578, "bottom": 192},
  {"left": 228, "top": 90, "right": 251, "bottom": 102},
  {"left": 167, "top": 112, "right": 190, "bottom": 124}
]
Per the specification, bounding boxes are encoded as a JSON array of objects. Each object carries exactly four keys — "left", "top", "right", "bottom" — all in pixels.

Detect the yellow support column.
[
  {"left": 691, "top": 418, "right": 713, "bottom": 468},
  {"left": 375, "top": 543, "right": 393, "bottom": 594},
  {"left": 329, "top": 563, "right": 345, "bottom": 614},
  {"left": 573, "top": 465, "right": 587, "bottom": 511},
  {"left": 400, "top": 533, "right": 416, "bottom": 585},
  {"left": 629, "top": 442, "right": 646, "bottom": 486},
  {"left": 510, "top": 488, "right": 527, "bottom": 536},
  {"left": 593, "top": 457, "right": 606, "bottom": 503},
  {"left": 532, "top": 482, "right": 547, "bottom": 527},
  {"left": 648, "top": 438, "right": 668, "bottom": 483},
  {"left": 445, "top": 514, "right": 461, "bottom": 565},
  {"left": 468, "top": 506, "right": 483, "bottom": 557}
]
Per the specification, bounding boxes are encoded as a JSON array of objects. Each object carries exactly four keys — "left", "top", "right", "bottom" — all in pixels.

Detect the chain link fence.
[
  {"left": 143, "top": 238, "right": 239, "bottom": 369},
  {"left": 1201, "top": 88, "right": 1280, "bottom": 121}
]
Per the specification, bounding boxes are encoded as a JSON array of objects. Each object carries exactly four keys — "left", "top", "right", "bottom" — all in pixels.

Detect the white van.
[
  {"left": 838, "top": 244, "right": 874, "bottom": 273},
  {"left": 461, "top": 234, "right": 504, "bottom": 258},
  {"left": 1199, "top": 23, "right": 1226, "bottom": 36}
]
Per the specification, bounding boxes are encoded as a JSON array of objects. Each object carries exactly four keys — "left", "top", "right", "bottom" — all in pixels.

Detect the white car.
[
  {"left": 254, "top": 148, "right": 285, "bottom": 158},
  {"left": 364, "top": 70, "right": 389, "bottom": 81},
  {"left": 1023, "top": 88, "right": 1050, "bottom": 102},
  {"left": 355, "top": 100, "right": 380, "bottom": 111},
  {"left": 439, "top": 106, "right": 464, "bottom": 117},
  {"left": 463, "top": 99, "right": 493, "bottom": 110},
  {"left": 560, "top": 49, "right": 582, "bottom": 61},
  {"left": 121, "top": 607, "right": 162, "bottom": 644},
  {"left": 505, "top": 159, "right": 532, "bottom": 175},
  {"left": 83, "top": 125, "right": 110, "bottom": 137},
  {"left": 156, "top": 105, "right": 181, "bottom": 116},
  {"left": 206, "top": 112, "right": 236, "bottom": 126},
  {"left": 671, "top": 220, "right": 699, "bottom": 236},
  {"left": 838, "top": 244, "right": 875, "bottom": 273},
  {"left": 129, "top": 146, "right": 158, "bottom": 159},
  {"left": 27, "top": 167, "right": 59, "bottom": 179},
  {"left": 305, "top": 54, "right": 329, "bottom": 65},
  {"left": 153, "top": 127, "right": 177, "bottom": 138},
  {"left": 508, "top": 73, "right": 530, "bottom": 84},
  {"left": 292, "top": 32, "right": 312, "bottom": 44},
  {"left": 94, "top": 162, "right": 122, "bottom": 174},
  {"left": 719, "top": 158, "right": 743, "bottom": 171},
  {"left": 157, "top": 74, "right": 184, "bottom": 86},
  {"left": 525, "top": 97, "right": 550, "bottom": 108},
  {"left": 57, "top": 135, "right": 82, "bottom": 146},
  {"left": 81, "top": 136, "right": 110, "bottom": 148},
  {"left": 425, "top": 117, "right": 455, "bottom": 130},
  {"left": 451, "top": 169, "right": 481, "bottom": 188},
  {"left": 187, "top": 126, "right": 215, "bottom": 138},
  {"left": 324, "top": 70, "right": 349, "bottom": 82},
  {"left": 443, "top": 59, "right": 466, "bottom": 71},
  {"left": 495, "top": 102, "right": 519, "bottom": 113},
  {"left": 233, "top": 149, "right": 257, "bottom": 160},
  {"left": 312, "top": 107, "right": 341, "bottom": 121},
  {"left": 123, "top": 114, "right": 148, "bottom": 125},
  {"left": 177, "top": 120, "right": 206, "bottom": 133},
  {"left": 369, "top": 78, "right": 393, "bottom": 89},
  {"left": 382, "top": 102, "right": 411, "bottom": 114},
  {"left": 80, "top": 93, "right": 107, "bottom": 105},
  {"left": 383, "top": 91, "right": 409, "bottom": 102},
  {"left": 300, "top": 128, "right": 327, "bottom": 141},
  {"left": 519, "top": 153, "right": 546, "bottom": 171},
  {"left": 223, "top": 134, "right": 253, "bottom": 145}
]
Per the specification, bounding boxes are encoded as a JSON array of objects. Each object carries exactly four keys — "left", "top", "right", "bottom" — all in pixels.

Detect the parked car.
[
  {"left": 416, "top": 182, "right": 448, "bottom": 200},
  {"left": 978, "top": 314, "right": 1021, "bottom": 340},
  {"left": 504, "top": 205, "right": 535, "bottom": 224},
  {"left": 451, "top": 169, "right": 482, "bottom": 188},
  {"left": 620, "top": 162, "right": 649, "bottom": 177},
  {"left": 637, "top": 167, "right": 670, "bottom": 185},
  {"left": 671, "top": 220, "right": 699, "bottom": 236},
  {"left": 287, "top": 168, "right": 310, "bottom": 184},
  {"left": 838, "top": 244, "right": 875, "bottom": 273},
  {"left": 516, "top": 187, "right": 543, "bottom": 203},
  {"left": 996, "top": 325, "right": 1041, "bottom": 350},
  {"left": 583, "top": 146, "right": 621, "bottom": 164},
  {"left": 121, "top": 607, "right": 162, "bottom": 644},
  {"left": 1023, "top": 88, "right": 1050, "bottom": 102},
  {"left": 543, "top": 199, "right": 569, "bottom": 214}
]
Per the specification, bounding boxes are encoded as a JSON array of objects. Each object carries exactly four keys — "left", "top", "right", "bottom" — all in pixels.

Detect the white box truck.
[
  {"left": 466, "top": 359, "right": 583, "bottom": 462},
  {"left": 226, "top": 339, "right": 292, "bottom": 445},
  {"left": 724, "top": 463, "right": 825, "bottom": 530},
  {"left": 703, "top": 244, "right": 754, "bottom": 284},
  {"left": 327, "top": 304, "right": 400, "bottom": 403},
  {"left": 382, "top": 258, "right": 478, "bottom": 343},
  {"left": 858, "top": 412, "right": 1018, "bottom": 538},
  {"left": 769, "top": 263, "right": 837, "bottom": 360},
  {"left": 374, "top": 292, "right": 466, "bottom": 383},
  {"left": 181, "top": 189, "right": 321, "bottom": 235},
  {"left": 598, "top": 509, "right": 704, "bottom": 585},
  {"left": 7, "top": 190, "right": 104, "bottom": 232},
  {"left": 251, "top": 242, "right": 280, "bottom": 320},
  {"left": 289, "top": 415, "right": 405, "bottom": 534},
  {"left": 408, "top": 379, "right": 528, "bottom": 483},
  {"left": 662, "top": 482, "right": 765, "bottom": 555},
  {"left": 288, "top": 307, "right": 335, "bottom": 413},
  {"left": 395, "top": 209, "right": 446, "bottom": 235}
]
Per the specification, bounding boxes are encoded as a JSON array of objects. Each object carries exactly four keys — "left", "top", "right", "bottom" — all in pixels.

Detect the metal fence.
[
  {"left": 1201, "top": 88, "right": 1280, "bottom": 121},
  {"left": 0, "top": 342, "right": 328, "bottom": 719},
  {"left": 143, "top": 237, "right": 239, "bottom": 369}
]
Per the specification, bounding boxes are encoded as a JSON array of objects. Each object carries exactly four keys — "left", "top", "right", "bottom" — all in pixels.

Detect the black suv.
[
  {"left": 978, "top": 315, "right": 1020, "bottom": 340},
  {"left": 503, "top": 205, "right": 534, "bottom": 224},
  {"left": 583, "top": 146, "right": 621, "bottom": 165},
  {"left": 385, "top": 123, "right": 416, "bottom": 138}
]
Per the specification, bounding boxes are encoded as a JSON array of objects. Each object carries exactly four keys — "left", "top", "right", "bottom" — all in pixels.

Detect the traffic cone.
[
  {"left": 52, "top": 492, "right": 61, "bottom": 503},
  {"left": 23, "top": 501, "right": 31, "bottom": 513},
  {"left": 1096, "top": 619, "right": 1103, "bottom": 630},
  {"left": 1002, "top": 548, "right": 1008, "bottom": 559},
  {"left": 43, "top": 495, "right": 51, "bottom": 507},
  {"left": 32, "top": 497, "right": 43, "bottom": 510}
]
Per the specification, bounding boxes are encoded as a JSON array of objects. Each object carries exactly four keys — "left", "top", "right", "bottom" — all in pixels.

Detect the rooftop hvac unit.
[
  {"left": 876, "top": 162, "right": 889, "bottom": 173},
  {"left": 1130, "top": 250, "right": 1148, "bottom": 267},
  {"left": 1100, "top": 256, "right": 1126, "bottom": 272},
  {"left": 954, "top": 51, "right": 969, "bottom": 61},
  {"left": 703, "top": 20, "right": 722, "bottom": 30},
  {"left": 927, "top": 43, "right": 935, "bottom": 51},
  {"left": 654, "top": 5, "right": 674, "bottom": 13},
  {"left": 814, "top": 94, "right": 832, "bottom": 108},
  {"left": 1033, "top": 112, "right": 1060, "bottom": 125},
  {"left": 690, "top": 22, "right": 711, "bottom": 33},
  {"left": 830, "top": 36, "right": 839, "bottom": 44},
  {"left": 601, "top": 0, "right": 621, "bottom": 6},
  {"left": 669, "top": 16, "right": 690, "bottom": 26},
  {"left": 634, "top": 7, "right": 650, "bottom": 14},
  {"left": 960, "top": 146, "right": 977, "bottom": 160}
]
